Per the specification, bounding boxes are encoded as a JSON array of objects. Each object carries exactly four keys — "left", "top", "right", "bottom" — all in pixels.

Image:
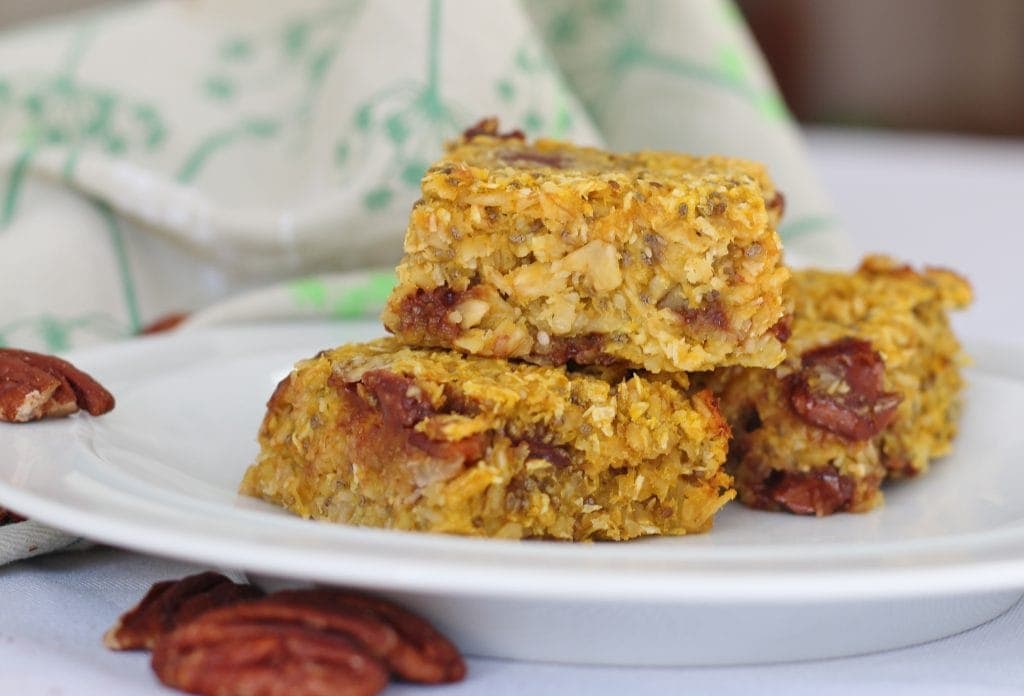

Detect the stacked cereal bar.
[
  {"left": 241, "top": 339, "right": 732, "bottom": 541},
  {"left": 241, "top": 120, "right": 791, "bottom": 539},
  {"left": 704, "top": 256, "right": 972, "bottom": 515},
  {"left": 382, "top": 119, "right": 790, "bottom": 373}
]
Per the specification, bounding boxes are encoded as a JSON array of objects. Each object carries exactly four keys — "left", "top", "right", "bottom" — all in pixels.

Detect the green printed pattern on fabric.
[
  {"left": 0, "top": 18, "right": 166, "bottom": 206},
  {"left": 336, "top": 0, "right": 464, "bottom": 214},
  {"left": 181, "top": 0, "right": 367, "bottom": 184},
  {"left": 290, "top": 272, "right": 396, "bottom": 319},
  {"left": 0, "top": 20, "right": 155, "bottom": 348},
  {"left": 537, "top": 0, "right": 788, "bottom": 124},
  {"left": 617, "top": 45, "right": 787, "bottom": 120},
  {"left": 778, "top": 215, "right": 840, "bottom": 242},
  {"left": 177, "top": 118, "right": 280, "bottom": 183},
  {"left": 494, "top": 41, "right": 575, "bottom": 139},
  {"left": 0, "top": 0, "right": 841, "bottom": 355},
  {"left": 92, "top": 199, "right": 142, "bottom": 333},
  {"left": 0, "top": 313, "right": 129, "bottom": 351},
  {"left": 2, "top": 147, "right": 33, "bottom": 227}
]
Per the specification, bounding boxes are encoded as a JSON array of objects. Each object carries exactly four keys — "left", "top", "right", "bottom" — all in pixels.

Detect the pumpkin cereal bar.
[
  {"left": 704, "top": 256, "right": 972, "bottom": 515},
  {"left": 241, "top": 338, "right": 733, "bottom": 540},
  {"left": 382, "top": 119, "right": 789, "bottom": 373}
]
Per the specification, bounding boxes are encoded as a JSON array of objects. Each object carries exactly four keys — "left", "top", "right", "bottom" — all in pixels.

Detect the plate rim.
[{"left": 2, "top": 321, "right": 1024, "bottom": 604}]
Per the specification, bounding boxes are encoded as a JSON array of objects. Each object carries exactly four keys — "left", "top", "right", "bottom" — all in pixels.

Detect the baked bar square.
[
  {"left": 241, "top": 338, "right": 733, "bottom": 540},
  {"left": 706, "top": 256, "right": 972, "bottom": 515},
  {"left": 382, "top": 120, "right": 789, "bottom": 373}
]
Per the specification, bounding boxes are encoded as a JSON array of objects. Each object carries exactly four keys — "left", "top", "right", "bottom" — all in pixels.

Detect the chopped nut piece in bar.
[
  {"left": 703, "top": 256, "right": 972, "bottom": 515},
  {"left": 382, "top": 119, "right": 789, "bottom": 373},
  {"left": 240, "top": 338, "right": 733, "bottom": 540}
]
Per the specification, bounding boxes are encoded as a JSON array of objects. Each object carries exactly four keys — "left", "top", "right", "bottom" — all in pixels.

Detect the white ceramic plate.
[{"left": 2, "top": 322, "right": 1024, "bottom": 666}]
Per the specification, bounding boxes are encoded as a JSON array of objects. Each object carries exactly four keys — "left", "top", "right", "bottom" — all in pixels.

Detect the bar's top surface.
[{"left": 435, "top": 127, "right": 779, "bottom": 208}]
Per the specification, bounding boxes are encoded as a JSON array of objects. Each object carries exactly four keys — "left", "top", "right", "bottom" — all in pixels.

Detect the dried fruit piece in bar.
[
  {"left": 241, "top": 338, "right": 733, "bottom": 540},
  {"left": 704, "top": 256, "right": 972, "bottom": 515},
  {"left": 382, "top": 118, "right": 789, "bottom": 373}
]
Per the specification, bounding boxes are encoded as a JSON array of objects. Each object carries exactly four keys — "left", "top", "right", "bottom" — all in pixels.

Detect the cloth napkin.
[{"left": 0, "top": 0, "right": 848, "bottom": 561}]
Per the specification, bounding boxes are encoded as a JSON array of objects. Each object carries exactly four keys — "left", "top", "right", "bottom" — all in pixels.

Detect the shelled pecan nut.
[
  {"left": 104, "top": 571, "right": 265, "bottom": 650},
  {"left": 110, "top": 575, "right": 467, "bottom": 695},
  {"left": 150, "top": 587, "right": 466, "bottom": 695},
  {"left": 272, "top": 589, "right": 467, "bottom": 684},
  {"left": 152, "top": 620, "right": 389, "bottom": 696},
  {"left": 0, "top": 507, "right": 24, "bottom": 526},
  {"left": 0, "top": 348, "right": 115, "bottom": 422},
  {"left": 139, "top": 312, "right": 189, "bottom": 335}
]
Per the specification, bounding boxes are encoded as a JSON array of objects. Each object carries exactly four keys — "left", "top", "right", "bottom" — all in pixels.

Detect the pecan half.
[
  {"left": 104, "top": 571, "right": 265, "bottom": 651},
  {"left": 272, "top": 590, "right": 467, "bottom": 684},
  {"left": 787, "top": 337, "right": 902, "bottom": 441},
  {"left": 0, "top": 348, "right": 115, "bottom": 422},
  {"left": 151, "top": 588, "right": 465, "bottom": 695},
  {"left": 206, "top": 589, "right": 466, "bottom": 684},
  {"left": 140, "top": 312, "right": 189, "bottom": 335},
  {"left": 152, "top": 620, "right": 389, "bottom": 696},
  {"left": 0, "top": 507, "right": 24, "bottom": 525}
]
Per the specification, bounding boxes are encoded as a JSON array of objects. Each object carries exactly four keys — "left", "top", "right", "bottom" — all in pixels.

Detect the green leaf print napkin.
[{"left": 0, "top": 0, "right": 850, "bottom": 562}]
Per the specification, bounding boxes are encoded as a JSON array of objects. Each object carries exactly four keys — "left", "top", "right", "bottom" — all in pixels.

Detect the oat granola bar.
[
  {"left": 381, "top": 119, "right": 789, "bottom": 373},
  {"left": 704, "top": 256, "right": 972, "bottom": 515},
  {"left": 241, "top": 338, "right": 733, "bottom": 540}
]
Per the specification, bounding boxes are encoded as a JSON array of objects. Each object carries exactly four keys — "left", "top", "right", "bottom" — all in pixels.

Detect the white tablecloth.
[{"left": 2, "top": 128, "right": 1023, "bottom": 695}]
